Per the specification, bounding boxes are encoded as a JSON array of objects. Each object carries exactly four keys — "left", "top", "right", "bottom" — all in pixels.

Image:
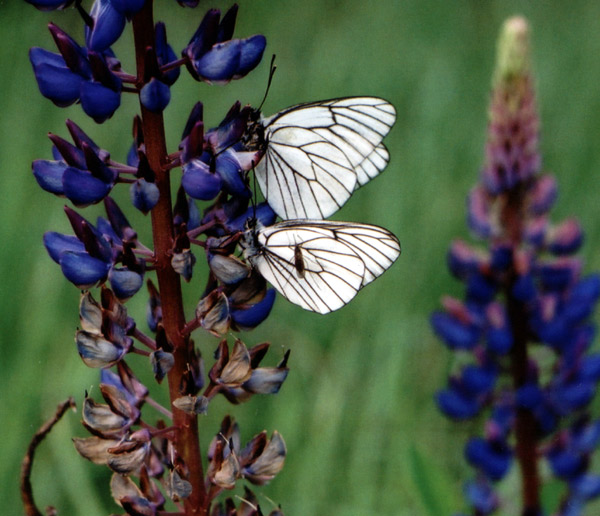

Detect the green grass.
[{"left": 2, "top": 1, "right": 600, "bottom": 514}]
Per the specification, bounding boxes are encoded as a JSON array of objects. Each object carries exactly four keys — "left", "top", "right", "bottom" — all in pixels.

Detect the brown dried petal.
[
  {"left": 110, "top": 473, "right": 143, "bottom": 506},
  {"left": 73, "top": 436, "right": 120, "bottom": 464},
  {"left": 198, "top": 292, "right": 230, "bottom": 335},
  {"left": 83, "top": 396, "right": 130, "bottom": 435},
  {"left": 243, "top": 367, "right": 289, "bottom": 395},
  {"left": 79, "top": 291, "right": 103, "bottom": 334},
  {"left": 209, "top": 254, "right": 250, "bottom": 284},
  {"left": 165, "top": 469, "right": 193, "bottom": 502},
  {"left": 219, "top": 339, "right": 252, "bottom": 386},
  {"left": 242, "top": 431, "right": 286, "bottom": 485},
  {"left": 228, "top": 272, "right": 266, "bottom": 305},
  {"left": 100, "top": 383, "right": 139, "bottom": 421},
  {"left": 172, "top": 395, "right": 209, "bottom": 415},
  {"left": 211, "top": 450, "right": 240, "bottom": 489},
  {"left": 171, "top": 249, "right": 196, "bottom": 282},
  {"left": 150, "top": 349, "right": 174, "bottom": 383},
  {"left": 76, "top": 330, "right": 127, "bottom": 368},
  {"left": 107, "top": 441, "right": 150, "bottom": 475}
]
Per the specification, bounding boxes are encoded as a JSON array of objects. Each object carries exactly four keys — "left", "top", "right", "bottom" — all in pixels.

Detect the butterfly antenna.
[{"left": 257, "top": 54, "right": 277, "bottom": 112}]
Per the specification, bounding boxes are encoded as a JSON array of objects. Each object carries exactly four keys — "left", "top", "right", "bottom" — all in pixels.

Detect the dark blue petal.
[
  {"left": 86, "top": 0, "right": 127, "bottom": 52},
  {"left": 234, "top": 35, "right": 266, "bottom": 78},
  {"left": 130, "top": 178, "right": 160, "bottom": 214},
  {"left": 25, "top": 0, "right": 73, "bottom": 9},
  {"left": 461, "top": 365, "right": 497, "bottom": 396},
  {"left": 32, "top": 160, "right": 67, "bottom": 195},
  {"left": 215, "top": 150, "right": 250, "bottom": 198},
  {"left": 60, "top": 251, "right": 109, "bottom": 287},
  {"left": 536, "top": 261, "right": 578, "bottom": 292},
  {"left": 465, "top": 437, "right": 512, "bottom": 481},
  {"left": 43, "top": 232, "right": 85, "bottom": 263},
  {"left": 436, "top": 388, "right": 481, "bottom": 420},
  {"left": 490, "top": 244, "right": 512, "bottom": 272},
  {"left": 516, "top": 383, "right": 543, "bottom": 409},
  {"left": 109, "top": 267, "right": 144, "bottom": 300},
  {"left": 140, "top": 78, "right": 171, "bottom": 112},
  {"left": 466, "top": 274, "right": 497, "bottom": 303},
  {"left": 580, "top": 354, "right": 600, "bottom": 382},
  {"left": 63, "top": 167, "right": 113, "bottom": 206},
  {"left": 96, "top": 216, "right": 121, "bottom": 244},
  {"left": 187, "top": 197, "right": 201, "bottom": 230},
  {"left": 226, "top": 202, "right": 276, "bottom": 232},
  {"left": 181, "top": 159, "right": 222, "bottom": 200},
  {"left": 109, "top": 0, "right": 145, "bottom": 16},
  {"left": 80, "top": 81, "right": 121, "bottom": 123},
  {"left": 29, "top": 48, "right": 83, "bottom": 107},
  {"left": 486, "top": 327, "right": 513, "bottom": 354},
  {"left": 231, "top": 289, "right": 276, "bottom": 330},
  {"left": 193, "top": 40, "right": 240, "bottom": 82},
  {"left": 547, "top": 448, "right": 586, "bottom": 480},
  {"left": 430, "top": 312, "right": 480, "bottom": 350},
  {"left": 155, "top": 22, "right": 180, "bottom": 85},
  {"left": 512, "top": 274, "right": 537, "bottom": 302}
]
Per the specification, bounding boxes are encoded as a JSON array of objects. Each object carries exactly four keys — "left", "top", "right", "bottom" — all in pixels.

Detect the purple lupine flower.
[{"left": 432, "top": 17, "right": 600, "bottom": 515}]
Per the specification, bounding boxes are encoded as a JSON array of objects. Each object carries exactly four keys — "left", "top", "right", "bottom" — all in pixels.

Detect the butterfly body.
[{"left": 241, "top": 219, "right": 400, "bottom": 314}]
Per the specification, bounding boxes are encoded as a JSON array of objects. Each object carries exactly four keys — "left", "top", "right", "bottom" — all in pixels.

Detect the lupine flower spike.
[
  {"left": 432, "top": 17, "right": 600, "bottom": 516},
  {"left": 23, "top": 1, "right": 399, "bottom": 515}
]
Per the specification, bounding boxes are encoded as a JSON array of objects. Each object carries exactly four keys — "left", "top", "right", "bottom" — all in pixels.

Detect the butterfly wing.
[
  {"left": 256, "top": 97, "right": 396, "bottom": 220},
  {"left": 244, "top": 220, "right": 400, "bottom": 313}
]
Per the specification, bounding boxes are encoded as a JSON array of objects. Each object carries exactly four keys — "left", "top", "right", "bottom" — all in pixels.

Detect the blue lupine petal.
[
  {"left": 487, "top": 327, "right": 513, "bottom": 354},
  {"left": 537, "top": 260, "right": 579, "bottom": 292},
  {"left": 231, "top": 289, "right": 276, "bottom": 330},
  {"left": 96, "top": 216, "right": 121, "bottom": 244},
  {"left": 63, "top": 167, "right": 113, "bottom": 206},
  {"left": 109, "top": 0, "right": 145, "bottom": 16},
  {"left": 551, "top": 381, "right": 596, "bottom": 415},
  {"left": 32, "top": 160, "right": 67, "bottom": 195},
  {"left": 155, "top": 22, "right": 180, "bottom": 85},
  {"left": 29, "top": 48, "right": 84, "bottom": 107},
  {"left": 516, "top": 383, "right": 544, "bottom": 409},
  {"left": 86, "top": 0, "right": 127, "bottom": 52},
  {"left": 130, "top": 178, "right": 160, "bottom": 214},
  {"left": 60, "top": 251, "right": 109, "bottom": 288},
  {"left": 25, "top": 0, "right": 73, "bottom": 9},
  {"left": 572, "top": 420, "right": 600, "bottom": 453},
  {"left": 571, "top": 474, "right": 600, "bottom": 500},
  {"left": 215, "top": 150, "right": 250, "bottom": 198},
  {"left": 80, "top": 81, "right": 121, "bottom": 123},
  {"left": 466, "top": 274, "right": 497, "bottom": 303},
  {"left": 580, "top": 354, "right": 600, "bottom": 382},
  {"left": 549, "top": 218, "right": 584, "bottom": 255},
  {"left": 436, "top": 388, "right": 480, "bottom": 420},
  {"left": 461, "top": 365, "right": 496, "bottom": 396},
  {"left": 235, "top": 35, "right": 266, "bottom": 77},
  {"left": 465, "top": 437, "right": 512, "bottom": 480},
  {"left": 547, "top": 448, "right": 586, "bottom": 479},
  {"left": 109, "top": 267, "right": 144, "bottom": 300},
  {"left": 43, "top": 232, "right": 86, "bottom": 263},
  {"left": 463, "top": 479, "right": 498, "bottom": 514},
  {"left": 193, "top": 39, "right": 241, "bottom": 82},
  {"left": 181, "top": 159, "right": 222, "bottom": 200},
  {"left": 512, "top": 273, "right": 536, "bottom": 302},
  {"left": 140, "top": 78, "right": 171, "bottom": 112},
  {"left": 431, "top": 312, "right": 480, "bottom": 350}
]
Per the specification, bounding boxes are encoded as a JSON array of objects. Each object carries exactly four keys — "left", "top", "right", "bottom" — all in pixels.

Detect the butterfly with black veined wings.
[
  {"left": 240, "top": 219, "right": 401, "bottom": 314},
  {"left": 244, "top": 97, "right": 396, "bottom": 220}
]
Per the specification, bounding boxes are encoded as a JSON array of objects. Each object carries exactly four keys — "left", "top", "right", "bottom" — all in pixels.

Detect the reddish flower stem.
[
  {"left": 503, "top": 187, "right": 541, "bottom": 515},
  {"left": 132, "top": 3, "right": 207, "bottom": 514}
]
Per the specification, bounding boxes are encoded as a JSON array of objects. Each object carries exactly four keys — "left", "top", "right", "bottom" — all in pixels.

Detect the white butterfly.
[
  {"left": 240, "top": 219, "right": 401, "bottom": 314},
  {"left": 246, "top": 97, "right": 396, "bottom": 220}
]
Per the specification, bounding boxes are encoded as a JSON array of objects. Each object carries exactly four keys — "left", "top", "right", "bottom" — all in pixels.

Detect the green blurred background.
[{"left": 3, "top": 1, "right": 600, "bottom": 514}]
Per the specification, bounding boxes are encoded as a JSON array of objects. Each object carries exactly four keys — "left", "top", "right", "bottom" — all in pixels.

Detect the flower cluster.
[
  {"left": 432, "top": 18, "right": 600, "bottom": 516},
  {"left": 26, "top": 2, "right": 287, "bottom": 514}
]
